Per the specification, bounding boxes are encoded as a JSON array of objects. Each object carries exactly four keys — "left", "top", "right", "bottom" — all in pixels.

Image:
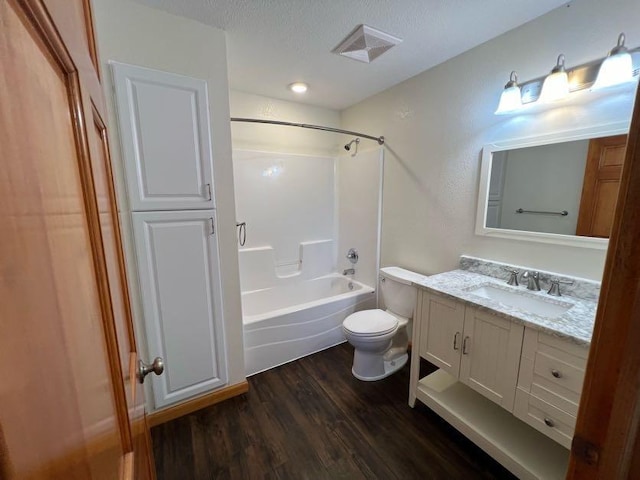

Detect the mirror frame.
[{"left": 476, "top": 121, "right": 630, "bottom": 249}]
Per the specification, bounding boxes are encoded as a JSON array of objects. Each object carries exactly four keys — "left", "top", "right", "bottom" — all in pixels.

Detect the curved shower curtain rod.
[{"left": 230, "top": 117, "right": 385, "bottom": 145}]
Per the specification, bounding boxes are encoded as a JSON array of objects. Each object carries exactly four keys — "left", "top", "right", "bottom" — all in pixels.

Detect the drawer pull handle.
[
  {"left": 453, "top": 332, "right": 460, "bottom": 350},
  {"left": 462, "top": 336, "right": 470, "bottom": 355},
  {"left": 551, "top": 369, "right": 562, "bottom": 378},
  {"left": 544, "top": 418, "right": 555, "bottom": 428}
]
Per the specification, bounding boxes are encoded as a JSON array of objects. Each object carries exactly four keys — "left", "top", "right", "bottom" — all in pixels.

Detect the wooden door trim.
[
  {"left": 567, "top": 89, "right": 640, "bottom": 477},
  {"left": 92, "top": 102, "right": 137, "bottom": 350},
  {"left": 16, "top": 0, "right": 133, "bottom": 453},
  {"left": 147, "top": 381, "right": 249, "bottom": 427}
]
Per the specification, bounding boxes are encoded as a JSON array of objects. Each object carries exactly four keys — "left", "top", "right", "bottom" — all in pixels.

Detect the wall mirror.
[{"left": 476, "top": 123, "right": 629, "bottom": 249}]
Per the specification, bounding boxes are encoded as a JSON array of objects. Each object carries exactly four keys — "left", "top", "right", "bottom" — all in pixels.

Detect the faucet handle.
[
  {"left": 547, "top": 278, "right": 574, "bottom": 297},
  {"left": 502, "top": 268, "right": 519, "bottom": 286}
]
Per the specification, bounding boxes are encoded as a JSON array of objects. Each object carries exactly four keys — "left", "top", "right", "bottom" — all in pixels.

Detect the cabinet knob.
[
  {"left": 551, "top": 369, "right": 562, "bottom": 378},
  {"left": 544, "top": 418, "right": 555, "bottom": 428},
  {"left": 138, "top": 357, "right": 164, "bottom": 384}
]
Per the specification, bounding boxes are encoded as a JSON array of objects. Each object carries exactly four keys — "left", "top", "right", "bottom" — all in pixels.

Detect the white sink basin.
[{"left": 468, "top": 285, "right": 571, "bottom": 318}]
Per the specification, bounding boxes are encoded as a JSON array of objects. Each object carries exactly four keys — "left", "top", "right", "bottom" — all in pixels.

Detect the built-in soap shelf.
[{"left": 238, "top": 239, "right": 334, "bottom": 291}]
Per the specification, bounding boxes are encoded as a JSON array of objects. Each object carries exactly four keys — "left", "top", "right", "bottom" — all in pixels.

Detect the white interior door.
[
  {"left": 132, "top": 210, "right": 227, "bottom": 408},
  {"left": 112, "top": 62, "right": 215, "bottom": 211}
]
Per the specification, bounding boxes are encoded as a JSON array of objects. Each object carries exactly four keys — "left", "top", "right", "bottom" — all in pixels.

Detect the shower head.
[{"left": 344, "top": 138, "right": 360, "bottom": 151}]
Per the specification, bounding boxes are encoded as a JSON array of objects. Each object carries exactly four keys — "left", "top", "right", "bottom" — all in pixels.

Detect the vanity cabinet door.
[
  {"left": 419, "top": 293, "right": 465, "bottom": 378},
  {"left": 459, "top": 308, "right": 524, "bottom": 411}
]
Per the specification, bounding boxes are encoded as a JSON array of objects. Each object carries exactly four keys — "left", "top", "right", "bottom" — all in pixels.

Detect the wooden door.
[
  {"left": 459, "top": 308, "right": 523, "bottom": 411},
  {"left": 0, "top": 0, "right": 154, "bottom": 478},
  {"left": 131, "top": 210, "right": 228, "bottom": 408},
  {"left": 112, "top": 63, "right": 215, "bottom": 212},
  {"left": 419, "top": 293, "right": 465, "bottom": 377},
  {"left": 575, "top": 134, "right": 627, "bottom": 238}
]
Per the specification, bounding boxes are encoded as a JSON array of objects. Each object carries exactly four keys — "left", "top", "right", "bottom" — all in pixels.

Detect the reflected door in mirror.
[{"left": 576, "top": 135, "right": 627, "bottom": 238}]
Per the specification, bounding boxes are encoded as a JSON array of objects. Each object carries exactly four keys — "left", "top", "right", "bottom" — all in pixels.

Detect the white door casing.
[
  {"left": 112, "top": 62, "right": 215, "bottom": 211},
  {"left": 132, "top": 210, "right": 227, "bottom": 408}
]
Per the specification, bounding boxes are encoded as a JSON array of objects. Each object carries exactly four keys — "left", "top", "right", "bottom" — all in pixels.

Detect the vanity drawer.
[
  {"left": 514, "top": 388, "right": 575, "bottom": 449},
  {"left": 519, "top": 328, "right": 588, "bottom": 416},
  {"left": 534, "top": 350, "right": 585, "bottom": 396}
]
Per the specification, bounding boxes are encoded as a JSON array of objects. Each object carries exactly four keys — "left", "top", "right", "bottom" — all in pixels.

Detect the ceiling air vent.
[{"left": 332, "top": 24, "right": 402, "bottom": 63}]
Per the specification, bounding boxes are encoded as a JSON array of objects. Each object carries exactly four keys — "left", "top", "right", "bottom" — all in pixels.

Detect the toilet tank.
[{"left": 379, "top": 267, "right": 424, "bottom": 319}]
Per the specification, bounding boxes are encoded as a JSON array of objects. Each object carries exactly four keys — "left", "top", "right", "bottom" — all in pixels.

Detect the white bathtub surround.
[
  {"left": 233, "top": 149, "right": 335, "bottom": 266},
  {"left": 238, "top": 240, "right": 334, "bottom": 292},
  {"left": 337, "top": 147, "right": 384, "bottom": 290},
  {"left": 233, "top": 143, "right": 383, "bottom": 376},
  {"left": 243, "top": 274, "right": 375, "bottom": 375}
]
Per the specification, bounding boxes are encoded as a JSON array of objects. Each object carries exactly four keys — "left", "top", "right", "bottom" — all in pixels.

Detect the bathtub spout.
[{"left": 343, "top": 268, "right": 355, "bottom": 275}]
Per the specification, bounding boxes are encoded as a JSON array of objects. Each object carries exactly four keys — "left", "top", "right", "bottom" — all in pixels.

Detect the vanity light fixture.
[
  {"left": 593, "top": 33, "right": 634, "bottom": 89},
  {"left": 288, "top": 82, "right": 308, "bottom": 94},
  {"left": 495, "top": 71, "right": 523, "bottom": 114},
  {"left": 539, "top": 54, "right": 570, "bottom": 103},
  {"left": 495, "top": 33, "right": 639, "bottom": 115}
]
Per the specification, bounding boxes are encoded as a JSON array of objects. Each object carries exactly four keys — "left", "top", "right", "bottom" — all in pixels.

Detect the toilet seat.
[{"left": 343, "top": 309, "right": 398, "bottom": 337}]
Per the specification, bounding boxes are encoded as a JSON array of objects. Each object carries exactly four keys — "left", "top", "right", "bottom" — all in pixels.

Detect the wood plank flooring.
[{"left": 152, "top": 343, "right": 517, "bottom": 479}]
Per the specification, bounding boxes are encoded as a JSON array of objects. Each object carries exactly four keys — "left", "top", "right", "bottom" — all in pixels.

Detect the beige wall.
[
  {"left": 341, "top": 0, "right": 640, "bottom": 281},
  {"left": 91, "top": 0, "right": 246, "bottom": 404},
  {"left": 230, "top": 90, "right": 342, "bottom": 156}
]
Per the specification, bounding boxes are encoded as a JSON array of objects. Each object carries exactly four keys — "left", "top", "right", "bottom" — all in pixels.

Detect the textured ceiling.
[{"left": 133, "top": 0, "right": 569, "bottom": 110}]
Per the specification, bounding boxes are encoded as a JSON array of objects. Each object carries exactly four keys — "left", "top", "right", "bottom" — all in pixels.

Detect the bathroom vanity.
[{"left": 409, "top": 256, "right": 598, "bottom": 480}]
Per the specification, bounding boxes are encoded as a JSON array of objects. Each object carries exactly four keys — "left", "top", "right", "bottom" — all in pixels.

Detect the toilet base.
[{"left": 352, "top": 353, "right": 408, "bottom": 382}]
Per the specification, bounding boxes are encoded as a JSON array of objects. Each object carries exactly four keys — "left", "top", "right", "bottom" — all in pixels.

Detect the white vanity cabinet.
[
  {"left": 410, "top": 289, "right": 583, "bottom": 480},
  {"left": 418, "top": 293, "right": 523, "bottom": 411}
]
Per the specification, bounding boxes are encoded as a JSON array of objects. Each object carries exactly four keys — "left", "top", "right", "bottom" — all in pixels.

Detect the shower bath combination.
[{"left": 344, "top": 138, "right": 360, "bottom": 157}]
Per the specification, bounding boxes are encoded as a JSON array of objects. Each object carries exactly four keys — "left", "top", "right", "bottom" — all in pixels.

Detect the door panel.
[
  {"left": 112, "top": 63, "right": 215, "bottom": 211},
  {"left": 132, "top": 210, "right": 227, "bottom": 408},
  {"left": 576, "top": 134, "right": 627, "bottom": 238},
  {"left": 459, "top": 308, "right": 524, "bottom": 411},
  {"left": 88, "top": 105, "right": 156, "bottom": 478},
  {"left": 1, "top": 0, "right": 155, "bottom": 477},
  {"left": 420, "top": 294, "right": 465, "bottom": 377},
  {"left": 0, "top": 1, "right": 122, "bottom": 477}
]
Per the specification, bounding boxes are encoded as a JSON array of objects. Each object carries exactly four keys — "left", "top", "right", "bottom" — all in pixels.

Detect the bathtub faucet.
[{"left": 343, "top": 268, "right": 355, "bottom": 276}]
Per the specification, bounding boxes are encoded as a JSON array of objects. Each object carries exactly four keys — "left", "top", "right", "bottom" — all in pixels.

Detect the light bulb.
[
  {"left": 495, "top": 71, "right": 522, "bottom": 114},
  {"left": 539, "top": 54, "right": 569, "bottom": 103},
  {"left": 593, "top": 33, "right": 634, "bottom": 89},
  {"left": 288, "top": 82, "right": 308, "bottom": 93}
]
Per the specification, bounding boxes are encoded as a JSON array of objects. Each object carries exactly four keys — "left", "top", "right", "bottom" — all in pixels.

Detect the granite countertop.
[{"left": 414, "top": 269, "right": 597, "bottom": 346}]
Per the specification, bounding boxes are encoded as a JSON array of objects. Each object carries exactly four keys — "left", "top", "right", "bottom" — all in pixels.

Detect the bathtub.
[{"left": 242, "top": 274, "right": 376, "bottom": 376}]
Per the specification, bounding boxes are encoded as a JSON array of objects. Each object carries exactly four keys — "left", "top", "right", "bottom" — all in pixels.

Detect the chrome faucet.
[
  {"left": 503, "top": 268, "right": 519, "bottom": 286},
  {"left": 521, "top": 271, "right": 541, "bottom": 291},
  {"left": 343, "top": 268, "right": 355, "bottom": 276}
]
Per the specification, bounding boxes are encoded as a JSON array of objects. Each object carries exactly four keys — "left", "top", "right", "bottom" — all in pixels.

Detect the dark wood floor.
[{"left": 152, "top": 343, "right": 517, "bottom": 479}]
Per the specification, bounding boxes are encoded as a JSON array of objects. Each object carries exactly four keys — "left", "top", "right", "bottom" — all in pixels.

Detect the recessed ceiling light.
[{"left": 289, "top": 82, "right": 308, "bottom": 93}]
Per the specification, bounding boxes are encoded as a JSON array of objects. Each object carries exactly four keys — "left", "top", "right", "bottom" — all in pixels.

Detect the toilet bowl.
[{"left": 342, "top": 267, "right": 422, "bottom": 381}]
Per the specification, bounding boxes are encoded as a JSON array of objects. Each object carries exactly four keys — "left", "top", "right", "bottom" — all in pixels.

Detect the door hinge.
[
  {"left": 571, "top": 436, "right": 600, "bottom": 466},
  {"left": 209, "top": 217, "right": 215, "bottom": 236}
]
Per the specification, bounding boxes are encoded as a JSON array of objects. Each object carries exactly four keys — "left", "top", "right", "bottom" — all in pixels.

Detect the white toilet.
[{"left": 342, "top": 267, "right": 422, "bottom": 381}]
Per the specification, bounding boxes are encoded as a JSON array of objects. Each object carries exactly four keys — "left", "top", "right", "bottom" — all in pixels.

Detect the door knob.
[{"left": 138, "top": 357, "right": 164, "bottom": 384}]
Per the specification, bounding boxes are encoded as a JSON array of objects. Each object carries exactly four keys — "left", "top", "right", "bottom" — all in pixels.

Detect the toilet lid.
[{"left": 343, "top": 309, "right": 398, "bottom": 336}]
